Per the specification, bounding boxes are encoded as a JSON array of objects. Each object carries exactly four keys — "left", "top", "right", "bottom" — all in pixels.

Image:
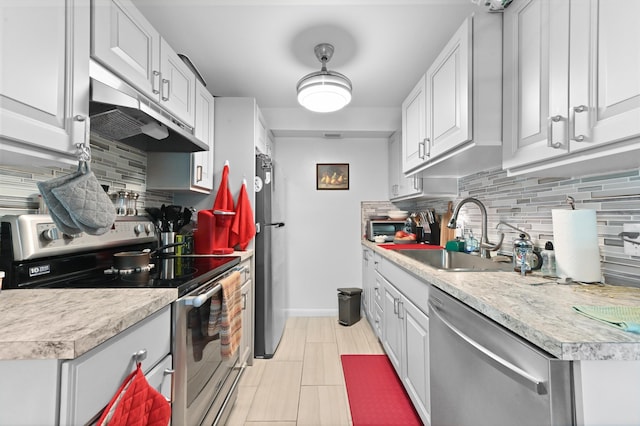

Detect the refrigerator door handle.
[
  {"left": 265, "top": 222, "right": 285, "bottom": 228},
  {"left": 255, "top": 223, "right": 261, "bottom": 233}
]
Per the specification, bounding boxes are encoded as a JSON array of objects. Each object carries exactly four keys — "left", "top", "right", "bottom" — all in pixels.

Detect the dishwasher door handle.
[{"left": 430, "top": 301, "right": 547, "bottom": 395}]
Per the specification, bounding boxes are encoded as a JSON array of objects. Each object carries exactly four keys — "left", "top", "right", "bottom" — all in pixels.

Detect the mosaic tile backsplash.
[
  {"left": 394, "top": 168, "right": 640, "bottom": 288},
  {"left": 0, "top": 134, "right": 173, "bottom": 217}
]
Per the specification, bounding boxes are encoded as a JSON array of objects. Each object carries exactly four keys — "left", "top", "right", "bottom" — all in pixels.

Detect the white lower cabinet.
[
  {"left": 362, "top": 247, "right": 377, "bottom": 323},
  {"left": 376, "top": 257, "right": 431, "bottom": 426},
  {"left": 59, "top": 306, "right": 172, "bottom": 425},
  {"left": 0, "top": 306, "right": 172, "bottom": 426},
  {"left": 238, "top": 258, "right": 254, "bottom": 366}
]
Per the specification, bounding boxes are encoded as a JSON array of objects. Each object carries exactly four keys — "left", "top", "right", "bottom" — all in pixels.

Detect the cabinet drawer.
[
  {"left": 59, "top": 306, "right": 171, "bottom": 425},
  {"left": 378, "top": 258, "right": 429, "bottom": 315}
]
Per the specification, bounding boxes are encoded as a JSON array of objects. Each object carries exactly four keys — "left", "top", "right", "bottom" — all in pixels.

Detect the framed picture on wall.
[{"left": 316, "top": 163, "right": 349, "bottom": 190}]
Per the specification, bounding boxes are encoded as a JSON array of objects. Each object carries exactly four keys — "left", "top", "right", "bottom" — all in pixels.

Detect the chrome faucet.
[{"left": 447, "top": 197, "right": 501, "bottom": 258}]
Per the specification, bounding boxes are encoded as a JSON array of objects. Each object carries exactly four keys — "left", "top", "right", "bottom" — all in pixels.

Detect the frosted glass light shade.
[{"left": 296, "top": 71, "right": 352, "bottom": 113}]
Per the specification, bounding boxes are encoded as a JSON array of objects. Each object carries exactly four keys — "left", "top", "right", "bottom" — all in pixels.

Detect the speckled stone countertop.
[
  {"left": 363, "top": 240, "right": 640, "bottom": 361},
  {"left": 0, "top": 289, "right": 177, "bottom": 360}
]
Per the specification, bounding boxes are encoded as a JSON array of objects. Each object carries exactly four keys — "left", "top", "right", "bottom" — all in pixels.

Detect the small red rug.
[{"left": 341, "top": 354, "right": 422, "bottom": 425}]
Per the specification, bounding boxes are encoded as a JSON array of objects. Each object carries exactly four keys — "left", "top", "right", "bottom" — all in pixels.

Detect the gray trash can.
[{"left": 337, "top": 287, "right": 362, "bottom": 326}]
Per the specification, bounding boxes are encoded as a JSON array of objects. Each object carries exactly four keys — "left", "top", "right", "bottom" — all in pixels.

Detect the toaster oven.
[{"left": 367, "top": 220, "right": 406, "bottom": 241}]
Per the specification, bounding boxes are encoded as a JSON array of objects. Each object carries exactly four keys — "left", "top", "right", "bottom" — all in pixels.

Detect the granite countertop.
[
  {"left": 363, "top": 240, "right": 640, "bottom": 361},
  {"left": 0, "top": 250, "right": 254, "bottom": 362},
  {"left": 0, "top": 289, "right": 177, "bottom": 360}
]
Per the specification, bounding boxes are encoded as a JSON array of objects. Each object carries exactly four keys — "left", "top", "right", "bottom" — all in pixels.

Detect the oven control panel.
[{"left": 2, "top": 215, "right": 157, "bottom": 261}]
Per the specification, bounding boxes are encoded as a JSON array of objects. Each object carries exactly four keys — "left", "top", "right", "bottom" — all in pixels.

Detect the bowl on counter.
[{"left": 387, "top": 210, "right": 409, "bottom": 220}]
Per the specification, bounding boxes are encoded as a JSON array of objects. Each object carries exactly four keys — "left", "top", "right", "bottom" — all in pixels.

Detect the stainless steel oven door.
[{"left": 172, "top": 275, "right": 240, "bottom": 426}]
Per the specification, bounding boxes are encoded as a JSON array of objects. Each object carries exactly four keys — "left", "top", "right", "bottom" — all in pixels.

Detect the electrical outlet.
[{"left": 622, "top": 224, "right": 640, "bottom": 256}]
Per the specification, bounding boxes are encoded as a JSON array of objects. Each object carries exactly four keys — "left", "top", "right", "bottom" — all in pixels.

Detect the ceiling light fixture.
[{"left": 296, "top": 43, "right": 352, "bottom": 113}]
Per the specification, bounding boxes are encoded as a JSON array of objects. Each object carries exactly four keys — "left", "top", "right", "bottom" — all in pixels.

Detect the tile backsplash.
[
  {"left": 0, "top": 134, "right": 173, "bottom": 217},
  {"left": 395, "top": 167, "right": 640, "bottom": 287}
]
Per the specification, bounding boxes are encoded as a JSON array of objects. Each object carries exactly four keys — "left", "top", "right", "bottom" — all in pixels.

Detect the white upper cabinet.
[
  {"left": 147, "top": 79, "right": 214, "bottom": 193},
  {"left": 191, "top": 80, "right": 215, "bottom": 192},
  {"left": 255, "top": 108, "right": 272, "bottom": 156},
  {"left": 503, "top": 0, "right": 640, "bottom": 176},
  {"left": 502, "top": 0, "right": 568, "bottom": 169},
  {"left": 91, "top": 0, "right": 195, "bottom": 126},
  {"left": 569, "top": 0, "right": 640, "bottom": 152},
  {"left": 426, "top": 18, "right": 471, "bottom": 159},
  {"left": 402, "top": 76, "right": 427, "bottom": 172},
  {"left": 402, "top": 13, "right": 502, "bottom": 178},
  {"left": 390, "top": 132, "right": 457, "bottom": 201},
  {"left": 0, "top": 0, "right": 90, "bottom": 166}
]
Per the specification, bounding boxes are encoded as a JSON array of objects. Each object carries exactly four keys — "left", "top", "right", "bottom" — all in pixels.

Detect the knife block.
[{"left": 429, "top": 222, "right": 441, "bottom": 246}]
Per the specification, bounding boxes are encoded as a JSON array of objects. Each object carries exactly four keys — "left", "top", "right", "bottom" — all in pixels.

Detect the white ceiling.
[{"left": 129, "top": 0, "right": 483, "bottom": 113}]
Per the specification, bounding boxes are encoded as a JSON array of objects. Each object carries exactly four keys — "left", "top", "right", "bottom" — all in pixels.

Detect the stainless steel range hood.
[{"left": 89, "top": 60, "right": 207, "bottom": 153}]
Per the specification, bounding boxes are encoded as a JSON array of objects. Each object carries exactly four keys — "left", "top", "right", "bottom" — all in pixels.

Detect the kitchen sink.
[{"left": 396, "top": 249, "right": 513, "bottom": 272}]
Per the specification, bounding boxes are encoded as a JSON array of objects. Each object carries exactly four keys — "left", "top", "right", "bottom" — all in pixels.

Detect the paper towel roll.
[{"left": 552, "top": 209, "right": 601, "bottom": 282}]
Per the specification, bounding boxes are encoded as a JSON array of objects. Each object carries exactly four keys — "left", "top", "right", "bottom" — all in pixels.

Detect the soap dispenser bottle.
[
  {"left": 513, "top": 233, "right": 533, "bottom": 275},
  {"left": 540, "top": 241, "right": 556, "bottom": 277}
]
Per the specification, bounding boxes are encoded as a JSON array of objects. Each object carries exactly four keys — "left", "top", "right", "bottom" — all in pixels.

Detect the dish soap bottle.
[
  {"left": 513, "top": 233, "right": 533, "bottom": 276},
  {"left": 540, "top": 241, "right": 556, "bottom": 277}
]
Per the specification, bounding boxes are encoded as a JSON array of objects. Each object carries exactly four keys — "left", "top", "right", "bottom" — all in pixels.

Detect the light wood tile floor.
[{"left": 226, "top": 316, "right": 384, "bottom": 425}]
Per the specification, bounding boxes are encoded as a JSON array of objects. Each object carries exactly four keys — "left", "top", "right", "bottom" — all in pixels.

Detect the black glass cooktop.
[{"left": 20, "top": 255, "right": 240, "bottom": 297}]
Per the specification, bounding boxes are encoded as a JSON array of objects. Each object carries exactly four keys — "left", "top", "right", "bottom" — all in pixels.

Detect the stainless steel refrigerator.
[{"left": 254, "top": 154, "right": 286, "bottom": 358}]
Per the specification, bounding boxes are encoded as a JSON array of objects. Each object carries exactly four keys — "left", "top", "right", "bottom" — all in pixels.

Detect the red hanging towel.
[
  {"left": 97, "top": 364, "right": 171, "bottom": 426},
  {"left": 213, "top": 161, "right": 234, "bottom": 212},
  {"left": 230, "top": 180, "right": 256, "bottom": 250}
]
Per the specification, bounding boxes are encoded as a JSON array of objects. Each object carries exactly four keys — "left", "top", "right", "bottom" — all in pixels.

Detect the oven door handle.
[{"left": 183, "top": 282, "right": 222, "bottom": 307}]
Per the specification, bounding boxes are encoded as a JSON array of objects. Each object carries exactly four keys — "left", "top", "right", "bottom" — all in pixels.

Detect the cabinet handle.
[
  {"left": 398, "top": 301, "right": 404, "bottom": 319},
  {"left": 418, "top": 139, "right": 426, "bottom": 159},
  {"left": 132, "top": 349, "right": 147, "bottom": 364},
  {"left": 164, "top": 368, "right": 175, "bottom": 403},
  {"left": 152, "top": 71, "right": 161, "bottom": 95},
  {"left": 196, "top": 165, "right": 203, "bottom": 182},
  {"left": 413, "top": 175, "right": 422, "bottom": 191},
  {"left": 242, "top": 293, "right": 247, "bottom": 310},
  {"left": 73, "top": 115, "right": 88, "bottom": 147},
  {"left": 547, "top": 115, "right": 563, "bottom": 149},
  {"left": 393, "top": 297, "right": 399, "bottom": 315},
  {"left": 425, "top": 138, "right": 431, "bottom": 158},
  {"left": 571, "top": 105, "right": 588, "bottom": 142},
  {"left": 161, "top": 78, "right": 170, "bottom": 101}
]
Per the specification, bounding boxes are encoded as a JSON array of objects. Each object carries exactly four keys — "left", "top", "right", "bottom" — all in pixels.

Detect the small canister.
[{"left": 513, "top": 233, "right": 534, "bottom": 275}]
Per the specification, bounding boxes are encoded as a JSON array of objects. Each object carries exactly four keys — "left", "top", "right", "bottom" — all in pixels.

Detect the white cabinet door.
[
  {"left": 240, "top": 279, "right": 253, "bottom": 366},
  {"left": 91, "top": 0, "right": 160, "bottom": 100},
  {"left": 255, "top": 107, "right": 269, "bottom": 155},
  {"left": 402, "top": 75, "right": 427, "bottom": 173},
  {"left": 426, "top": 18, "right": 471, "bottom": 159},
  {"left": 402, "top": 298, "right": 430, "bottom": 424},
  {"left": 503, "top": 0, "right": 570, "bottom": 169},
  {"left": 159, "top": 38, "right": 196, "bottom": 127},
  {"left": 192, "top": 80, "right": 215, "bottom": 191},
  {"left": 569, "top": 0, "right": 640, "bottom": 152},
  {"left": 0, "top": 0, "right": 90, "bottom": 166},
  {"left": 362, "top": 248, "right": 371, "bottom": 319},
  {"left": 381, "top": 274, "right": 403, "bottom": 375}
]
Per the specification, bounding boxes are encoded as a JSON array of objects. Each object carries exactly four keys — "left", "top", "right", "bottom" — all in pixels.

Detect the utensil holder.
[{"left": 160, "top": 232, "right": 176, "bottom": 253}]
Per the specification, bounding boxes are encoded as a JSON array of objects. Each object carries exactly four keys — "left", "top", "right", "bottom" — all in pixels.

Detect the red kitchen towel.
[
  {"left": 213, "top": 161, "right": 234, "bottom": 212},
  {"left": 230, "top": 180, "right": 256, "bottom": 250},
  {"left": 97, "top": 364, "right": 170, "bottom": 426}
]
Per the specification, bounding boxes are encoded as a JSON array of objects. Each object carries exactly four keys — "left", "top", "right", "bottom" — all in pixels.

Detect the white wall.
[{"left": 274, "top": 137, "right": 389, "bottom": 316}]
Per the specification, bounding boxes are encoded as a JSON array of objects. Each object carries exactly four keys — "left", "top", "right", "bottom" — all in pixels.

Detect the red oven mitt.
[{"left": 97, "top": 363, "right": 171, "bottom": 426}]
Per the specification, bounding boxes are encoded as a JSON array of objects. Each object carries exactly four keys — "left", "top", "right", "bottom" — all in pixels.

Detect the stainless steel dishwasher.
[{"left": 428, "top": 286, "right": 575, "bottom": 426}]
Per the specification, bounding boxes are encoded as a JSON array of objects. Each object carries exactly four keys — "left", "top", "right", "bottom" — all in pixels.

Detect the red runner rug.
[{"left": 341, "top": 354, "right": 422, "bottom": 425}]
